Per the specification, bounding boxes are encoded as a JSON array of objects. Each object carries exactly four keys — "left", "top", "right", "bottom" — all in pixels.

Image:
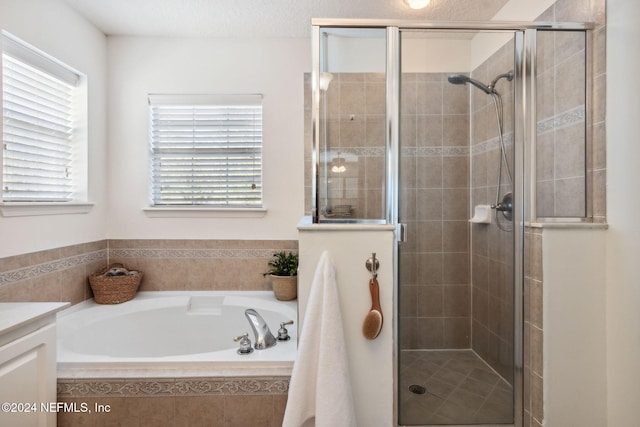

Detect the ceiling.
[{"left": 62, "top": 0, "right": 510, "bottom": 38}]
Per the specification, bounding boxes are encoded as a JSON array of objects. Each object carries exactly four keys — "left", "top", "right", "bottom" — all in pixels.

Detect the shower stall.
[{"left": 310, "top": 20, "right": 591, "bottom": 426}]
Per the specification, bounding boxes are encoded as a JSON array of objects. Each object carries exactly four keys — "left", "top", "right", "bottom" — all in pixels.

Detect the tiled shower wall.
[
  {"left": 536, "top": 0, "right": 607, "bottom": 222},
  {"left": 399, "top": 72, "right": 471, "bottom": 350},
  {"left": 305, "top": 71, "right": 472, "bottom": 349},
  {"left": 0, "top": 240, "right": 298, "bottom": 303},
  {"left": 316, "top": 72, "right": 387, "bottom": 220},
  {"left": 536, "top": 29, "right": 588, "bottom": 218},
  {"left": 524, "top": 227, "right": 544, "bottom": 427},
  {"left": 470, "top": 39, "right": 516, "bottom": 383}
]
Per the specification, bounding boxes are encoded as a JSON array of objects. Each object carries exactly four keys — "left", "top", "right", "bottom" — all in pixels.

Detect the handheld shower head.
[
  {"left": 447, "top": 74, "right": 471, "bottom": 85},
  {"left": 447, "top": 74, "right": 492, "bottom": 94}
]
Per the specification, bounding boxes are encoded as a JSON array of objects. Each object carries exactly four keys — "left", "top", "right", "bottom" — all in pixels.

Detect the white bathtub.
[{"left": 56, "top": 291, "right": 297, "bottom": 378}]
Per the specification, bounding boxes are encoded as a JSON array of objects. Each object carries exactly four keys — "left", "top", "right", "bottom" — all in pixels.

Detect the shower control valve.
[
  {"left": 233, "top": 333, "right": 254, "bottom": 354},
  {"left": 277, "top": 320, "right": 294, "bottom": 341}
]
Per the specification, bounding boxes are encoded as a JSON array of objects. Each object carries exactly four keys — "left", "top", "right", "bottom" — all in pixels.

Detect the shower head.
[{"left": 447, "top": 74, "right": 492, "bottom": 94}]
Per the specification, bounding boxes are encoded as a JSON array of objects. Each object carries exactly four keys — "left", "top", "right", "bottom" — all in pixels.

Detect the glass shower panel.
[
  {"left": 398, "top": 29, "right": 516, "bottom": 426},
  {"left": 535, "top": 30, "right": 587, "bottom": 218},
  {"left": 317, "top": 28, "right": 387, "bottom": 222}
]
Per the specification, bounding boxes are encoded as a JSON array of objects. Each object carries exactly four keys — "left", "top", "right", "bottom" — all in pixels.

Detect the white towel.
[{"left": 282, "top": 251, "right": 357, "bottom": 427}]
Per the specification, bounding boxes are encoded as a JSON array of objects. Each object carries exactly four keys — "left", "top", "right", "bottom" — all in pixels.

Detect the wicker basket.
[{"left": 89, "top": 263, "right": 143, "bottom": 304}]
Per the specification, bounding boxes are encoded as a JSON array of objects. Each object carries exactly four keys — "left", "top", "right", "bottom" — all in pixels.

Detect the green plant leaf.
[{"left": 265, "top": 251, "right": 298, "bottom": 276}]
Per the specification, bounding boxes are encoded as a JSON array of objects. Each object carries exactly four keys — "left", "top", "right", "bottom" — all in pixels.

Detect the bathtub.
[{"left": 56, "top": 291, "right": 297, "bottom": 378}]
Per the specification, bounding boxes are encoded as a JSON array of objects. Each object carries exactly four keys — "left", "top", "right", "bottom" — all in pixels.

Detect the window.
[
  {"left": 1, "top": 32, "right": 87, "bottom": 208},
  {"left": 148, "top": 94, "right": 263, "bottom": 208}
]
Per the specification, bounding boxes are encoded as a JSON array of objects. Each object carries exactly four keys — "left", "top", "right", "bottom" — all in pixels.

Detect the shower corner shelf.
[{"left": 469, "top": 204, "right": 492, "bottom": 224}]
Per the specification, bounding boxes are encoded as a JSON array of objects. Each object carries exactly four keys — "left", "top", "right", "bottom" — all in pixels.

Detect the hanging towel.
[{"left": 282, "top": 251, "right": 357, "bottom": 427}]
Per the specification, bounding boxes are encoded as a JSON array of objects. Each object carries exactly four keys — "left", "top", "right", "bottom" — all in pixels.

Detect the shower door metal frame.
[
  {"left": 310, "top": 20, "right": 593, "bottom": 427},
  {"left": 312, "top": 19, "right": 593, "bottom": 225},
  {"left": 311, "top": 25, "right": 390, "bottom": 224},
  {"left": 526, "top": 27, "right": 594, "bottom": 224}
]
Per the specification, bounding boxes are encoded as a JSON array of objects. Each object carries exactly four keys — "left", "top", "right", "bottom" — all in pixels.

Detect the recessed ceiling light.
[{"left": 403, "top": 0, "right": 431, "bottom": 10}]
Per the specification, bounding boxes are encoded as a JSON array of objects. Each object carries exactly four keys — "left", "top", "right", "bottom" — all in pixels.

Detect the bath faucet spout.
[{"left": 244, "top": 308, "right": 277, "bottom": 350}]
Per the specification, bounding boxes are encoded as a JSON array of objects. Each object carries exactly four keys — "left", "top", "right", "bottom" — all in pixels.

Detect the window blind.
[
  {"left": 2, "top": 44, "right": 78, "bottom": 202},
  {"left": 149, "top": 94, "right": 263, "bottom": 207}
]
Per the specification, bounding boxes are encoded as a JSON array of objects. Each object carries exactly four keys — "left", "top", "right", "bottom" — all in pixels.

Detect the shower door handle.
[{"left": 397, "top": 223, "right": 407, "bottom": 244}]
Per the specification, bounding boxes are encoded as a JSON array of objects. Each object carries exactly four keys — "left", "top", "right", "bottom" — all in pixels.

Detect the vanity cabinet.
[{"left": 0, "top": 303, "right": 68, "bottom": 427}]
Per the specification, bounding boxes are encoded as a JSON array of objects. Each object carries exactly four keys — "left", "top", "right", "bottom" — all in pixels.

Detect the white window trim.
[
  {"left": 142, "top": 206, "right": 266, "bottom": 218},
  {"left": 1, "top": 31, "right": 89, "bottom": 216},
  {"left": 0, "top": 201, "right": 93, "bottom": 217}
]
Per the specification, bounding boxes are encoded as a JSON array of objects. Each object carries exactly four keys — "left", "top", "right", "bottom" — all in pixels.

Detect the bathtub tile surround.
[
  {"left": 0, "top": 241, "right": 107, "bottom": 305},
  {"left": 58, "top": 377, "right": 289, "bottom": 397},
  {"left": 107, "top": 239, "right": 298, "bottom": 292},
  {"left": 57, "top": 377, "right": 288, "bottom": 427},
  {"left": 0, "top": 239, "right": 298, "bottom": 304}
]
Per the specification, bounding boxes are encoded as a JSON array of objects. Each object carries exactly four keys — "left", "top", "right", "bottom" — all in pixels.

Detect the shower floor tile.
[{"left": 399, "top": 349, "right": 513, "bottom": 426}]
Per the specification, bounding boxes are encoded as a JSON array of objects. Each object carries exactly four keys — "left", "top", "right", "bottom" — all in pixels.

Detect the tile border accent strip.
[
  {"left": 471, "top": 105, "right": 585, "bottom": 156},
  {"left": 0, "top": 244, "right": 298, "bottom": 287},
  {"left": 537, "top": 105, "right": 585, "bottom": 135},
  {"left": 109, "top": 248, "right": 296, "bottom": 260},
  {"left": 0, "top": 249, "right": 106, "bottom": 287},
  {"left": 323, "top": 146, "right": 471, "bottom": 158},
  {"left": 402, "top": 146, "right": 469, "bottom": 157},
  {"left": 472, "top": 133, "right": 514, "bottom": 155},
  {"left": 314, "top": 107, "right": 585, "bottom": 159},
  {"left": 57, "top": 377, "right": 290, "bottom": 397},
  {"left": 339, "top": 146, "right": 386, "bottom": 157}
]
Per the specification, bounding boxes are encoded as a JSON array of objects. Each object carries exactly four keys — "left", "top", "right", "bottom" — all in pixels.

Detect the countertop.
[{"left": 0, "top": 302, "right": 69, "bottom": 345}]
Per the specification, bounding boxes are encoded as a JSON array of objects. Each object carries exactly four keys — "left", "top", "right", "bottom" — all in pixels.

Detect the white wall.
[
  {"left": 297, "top": 222, "right": 395, "bottom": 427},
  {"left": 470, "top": 0, "right": 557, "bottom": 69},
  {"left": 324, "top": 0, "right": 561, "bottom": 76},
  {"left": 0, "top": 0, "right": 108, "bottom": 258},
  {"left": 107, "top": 36, "right": 309, "bottom": 240},
  {"left": 326, "top": 32, "right": 472, "bottom": 73},
  {"left": 606, "top": 1, "right": 640, "bottom": 425},
  {"left": 401, "top": 38, "right": 472, "bottom": 73},
  {"left": 542, "top": 228, "right": 607, "bottom": 427}
]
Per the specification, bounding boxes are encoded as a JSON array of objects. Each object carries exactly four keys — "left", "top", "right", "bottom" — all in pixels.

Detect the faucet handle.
[
  {"left": 233, "top": 333, "right": 254, "bottom": 354},
  {"left": 277, "top": 320, "right": 294, "bottom": 341}
]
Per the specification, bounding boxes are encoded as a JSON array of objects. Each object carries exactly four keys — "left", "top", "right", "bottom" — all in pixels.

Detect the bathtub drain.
[{"left": 408, "top": 384, "right": 427, "bottom": 395}]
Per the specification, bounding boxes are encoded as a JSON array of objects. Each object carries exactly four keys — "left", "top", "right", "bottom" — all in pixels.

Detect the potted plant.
[{"left": 265, "top": 251, "right": 298, "bottom": 301}]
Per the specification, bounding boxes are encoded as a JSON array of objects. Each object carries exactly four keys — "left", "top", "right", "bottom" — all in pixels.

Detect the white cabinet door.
[{"left": 0, "top": 323, "right": 57, "bottom": 427}]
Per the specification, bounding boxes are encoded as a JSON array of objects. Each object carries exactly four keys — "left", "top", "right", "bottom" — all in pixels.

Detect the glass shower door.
[{"left": 397, "top": 29, "right": 518, "bottom": 425}]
